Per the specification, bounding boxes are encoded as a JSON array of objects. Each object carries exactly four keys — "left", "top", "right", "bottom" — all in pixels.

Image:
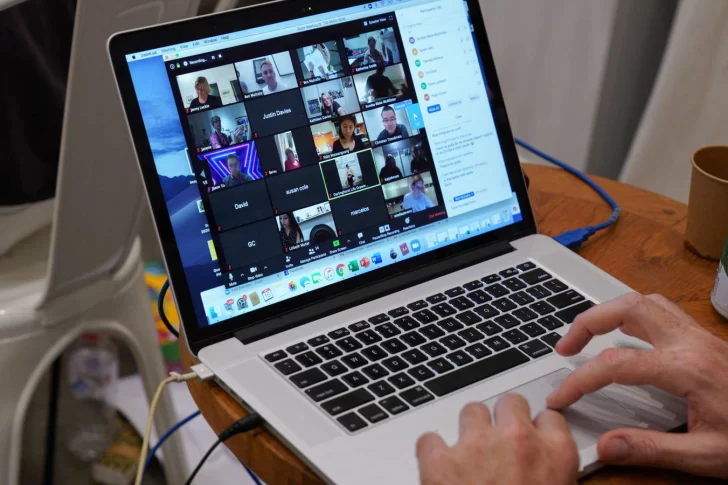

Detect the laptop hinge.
[{"left": 234, "top": 239, "right": 515, "bottom": 344}]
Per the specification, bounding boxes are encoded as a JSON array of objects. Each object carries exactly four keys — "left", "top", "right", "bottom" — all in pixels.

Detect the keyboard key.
[
  {"left": 336, "top": 337, "right": 363, "bottom": 352},
  {"left": 541, "top": 332, "right": 562, "bottom": 348},
  {"left": 337, "top": 412, "right": 368, "bottom": 431},
  {"left": 537, "top": 315, "right": 564, "bottom": 331},
  {"left": 466, "top": 289, "right": 491, "bottom": 304},
  {"left": 520, "top": 322, "right": 547, "bottom": 338},
  {"left": 513, "top": 308, "right": 539, "bottom": 322},
  {"left": 286, "top": 342, "right": 308, "bottom": 354},
  {"left": 437, "top": 317, "right": 464, "bottom": 333},
  {"left": 463, "top": 280, "right": 484, "bottom": 291},
  {"left": 349, "top": 321, "right": 370, "bottom": 332},
  {"left": 393, "top": 315, "right": 420, "bottom": 332},
  {"left": 379, "top": 396, "right": 409, "bottom": 415},
  {"left": 362, "top": 363, "right": 389, "bottom": 380},
  {"left": 328, "top": 328, "right": 350, "bottom": 339},
  {"left": 420, "top": 324, "right": 446, "bottom": 339},
  {"left": 519, "top": 268, "right": 552, "bottom": 285},
  {"left": 440, "top": 334, "right": 467, "bottom": 350},
  {"left": 356, "top": 329, "right": 382, "bottom": 345},
  {"left": 431, "top": 302, "right": 458, "bottom": 317},
  {"left": 361, "top": 345, "right": 388, "bottom": 361},
  {"left": 502, "top": 278, "right": 527, "bottom": 291},
  {"left": 401, "top": 348, "right": 428, "bottom": 365},
  {"left": 458, "top": 327, "right": 485, "bottom": 343},
  {"left": 481, "top": 274, "right": 501, "bottom": 284},
  {"left": 484, "top": 336, "right": 511, "bottom": 352},
  {"left": 455, "top": 310, "right": 482, "bottom": 326},
  {"left": 388, "top": 372, "right": 416, "bottom": 389},
  {"left": 526, "top": 285, "right": 552, "bottom": 300},
  {"left": 426, "top": 293, "right": 447, "bottom": 304},
  {"left": 321, "top": 388, "right": 374, "bottom": 415},
  {"left": 425, "top": 348, "right": 529, "bottom": 397},
  {"left": 530, "top": 301, "right": 556, "bottom": 316},
  {"left": 264, "top": 350, "right": 286, "bottom": 362},
  {"left": 289, "top": 368, "right": 326, "bottom": 389},
  {"left": 400, "top": 386, "right": 435, "bottom": 406},
  {"left": 484, "top": 283, "right": 509, "bottom": 298},
  {"left": 543, "top": 279, "right": 568, "bottom": 293},
  {"left": 388, "top": 307, "right": 409, "bottom": 318},
  {"left": 382, "top": 356, "right": 409, "bottom": 372},
  {"left": 421, "top": 341, "right": 447, "bottom": 357},
  {"left": 476, "top": 321, "right": 503, "bottom": 336},
  {"left": 307, "top": 335, "right": 329, "bottom": 347},
  {"left": 381, "top": 338, "right": 408, "bottom": 354},
  {"left": 413, "top": 309, "right": 439, "bottom": 324},
  {"left": 427, "top": 357, "right": 455, "bottom": 374},
  {"left": 519, "top": 340, "right": 553, "bottom": 359},
  {"left": 408, "top": 300, "right": 429, "bottom": 311},
  {"left": 473, "top": 304, "right": 499, "bottom": 320},
  {"left": 499, "top": 267, "right": 519, "bottom": 277},
  {"left": 445, "top": 287, "right": 466, "bottom": 297},
  {"left": 342, "top": 352, "right": 368, "bottom": 369},
  {"left": 492, "top": 298, "right": 517, "bottom": 312},
  {"left": 516, "top": 262, "right": 536, "bottom": 272},
  {"left": 275, "top": 359, "right": 302, "bottom": 376},
  {"left": 358, "top": 403, "right": 388, "bottom": 423},
  {"left": 375, "top": 323, "right": 401, "bottom": 339},
  {"left": 465, "top": 343, "right": 492, "bottom": 359},
  {"left": 447, "top": 350, "right": 474, "bottom": 366},
  {"left": 342, "top": 371, "right": 369, "bottom": 387},
  {"left": 450, "top": 296, "right": 475, "bottom": 311},
  {"left": 305, "top": 379, "right": 347, "bottom": 402},
  {"left": 547, "top": 290, "right": 586, "bottom": 309},
  {"left": 494, "top": 314, "right": 520, "bottom": 329},
  {"left": 401, "top": 331, "right": 427, "bottom": 347},
  {"left": 509, "top": 291, "right": 535, "bottom": 306},
  {"left": 295, "top": 351, "right": 323, "bottom": 367},
  {"left": 316, "top": 344, "right": 343, "bottom": 360},
  {"left": 321, "top": 360, "right": 347, "bottom": 376},
  {"left": 368, "top": 380, "right": 396, "bottom": 397},
  {"left": 408, "top": 365, "right": 436, "bottom": 381},
  {"left": 555, "top": 301, "right": 595, "bottom": 323},
  {"left": 502, "top": 329, "right": 528, "bottom": 344},
  {"left": 368, "top": 314, "right": 390, "bottom": 325}
]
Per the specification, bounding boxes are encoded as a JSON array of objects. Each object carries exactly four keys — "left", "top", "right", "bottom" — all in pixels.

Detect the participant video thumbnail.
[
  {"left": 277, "top": 201, "right": 338, "bottom": 251},
  {"left": 353, "top": 64, "right": 410, "bottom": 109},
  {"left": 234, "top": 53, "right": 297, "bottom": 99},
  {"left": 373, "top": 135, "right": 430, "bottom": 182},
  {"left": 187, "top": 104, "right": 252, "bottom": 153},
  {"left": 329, "top": 187, "right": 388, "bottom": 236},
  {"left": 176, "top": 65, "right": 243, "bottom": 112},
  {"left": 256, "top": 126, "right": 318, "bottom": 176},
  {"left": 199, "top": 141, "right": 263, "bottom": 188},
  {"left": 344, "top": 28, "right": 402, "bottom": 72},
  {"left": 381, "top": 172, "right": 439, "bottom": 216},
  {"left": 363, "top": 104, "right": 418, "bottom": 146},
  {"left": 296, "top": 41, "right": 346, "bottom": 85},
  {"left": 244, "top": 88, "right": 309, "bottom": 138},
  {"left": 219, "top": 218, "right": 282, "bottom": 271},
  {"left": 301, "top": 77, "right": 359, "bottom": 123},
  {"left": 321, "top": 151, "right": 380, "bottom": 199},
  {"left": 310, "top": 113, "right": 370, "bottom": 160},
  {"left": 265, "top": 165, "right": 328, "bottom": 214}
]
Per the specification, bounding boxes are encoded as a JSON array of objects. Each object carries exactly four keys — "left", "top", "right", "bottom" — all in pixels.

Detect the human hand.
[
  {"left": 547, "top": 293, "right": 728, "bottom": 479},
  {"left": 416, "top": 395, "right": 578, "bottom": 485}
]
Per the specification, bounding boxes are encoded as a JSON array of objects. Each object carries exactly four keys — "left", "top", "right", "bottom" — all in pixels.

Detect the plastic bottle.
[
  {"left": 712, "top": 234, "right": 728, "bottom": 320},
  {"left": 66, "top": 333, "right": 119, "bottom": 461}
]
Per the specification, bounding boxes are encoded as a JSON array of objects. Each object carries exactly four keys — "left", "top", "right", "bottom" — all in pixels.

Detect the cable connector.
[
  {"left": 218, "top": 413, "right": 263, "bottom": 442},
  {"left": 190, "top": 363, "right": 216, "bottom": 381},
  {"left": 552, "top": 227, "right": 594, "bottom": 250}
]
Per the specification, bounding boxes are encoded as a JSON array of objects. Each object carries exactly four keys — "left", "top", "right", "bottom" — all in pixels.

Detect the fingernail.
[{"left": 602, "top": 438, "right": 628, "bottom": 462}]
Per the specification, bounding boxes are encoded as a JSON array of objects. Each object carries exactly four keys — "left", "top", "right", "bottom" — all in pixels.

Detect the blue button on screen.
[{"left": 427, "top": 104, "right": 441, "bottom": 114}]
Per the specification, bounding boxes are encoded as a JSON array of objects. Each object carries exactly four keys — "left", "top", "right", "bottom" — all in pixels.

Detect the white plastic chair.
[{"left": 0, "top": 0, "right": 199, "bottom": 484}]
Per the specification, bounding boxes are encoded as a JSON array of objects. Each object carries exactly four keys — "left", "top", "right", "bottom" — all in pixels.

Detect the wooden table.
[{"left": 182, "top": 163, "right": 728, "bottom": 484}]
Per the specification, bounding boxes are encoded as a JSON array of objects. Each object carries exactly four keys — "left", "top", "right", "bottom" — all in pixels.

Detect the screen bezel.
[{"left": 109, "top": 0, "right": 536, "bottom": 354}]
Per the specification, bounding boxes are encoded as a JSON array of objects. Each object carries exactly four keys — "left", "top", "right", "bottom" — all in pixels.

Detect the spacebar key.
[{"left": 424, "top": 348, "right": 530, "bottom": 397}]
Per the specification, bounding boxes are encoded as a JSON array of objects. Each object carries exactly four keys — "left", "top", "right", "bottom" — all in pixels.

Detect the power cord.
[
  {"left": 514, "top": 137, "right": 620, "bottom": 250},
  {"left": 158, "top": 279, "right": 180, "bottom": 338}
]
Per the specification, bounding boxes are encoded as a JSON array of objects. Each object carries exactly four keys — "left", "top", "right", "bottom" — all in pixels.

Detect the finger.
[
  {"left": 458, "top": 402, "right": 492, "bottom": 440},
  {"left": 534, "top": 410, "right": 579, "bottom": 470},
  {"left": 533, "top": 408, "right": 571, "bottom": 436},
  {"left": 416, "top": 432, "right": 451, "bottom": 485},
  {"left": 598, "top": 428, "right": 728, "bottom": 478},
  {"left": 416, "top": 432, "right": 448, "bottom": 462},
  {"left": 493, "top": 393, "right": 532, "bottom": 429},
  {"left": 547, "top": 348, "right": 689, "bottom": 409}
]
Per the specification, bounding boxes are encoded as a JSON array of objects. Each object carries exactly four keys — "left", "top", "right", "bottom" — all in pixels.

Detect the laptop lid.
[{"left": 109, "top": 0, "right": 535, "bottom": 354}]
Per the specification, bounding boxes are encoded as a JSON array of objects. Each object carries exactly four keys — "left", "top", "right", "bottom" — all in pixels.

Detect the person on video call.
[
  {"left": 345, "top": 164, "right": 355, "bottom": 188},
  {"left": 402, "top": 175, "right": 434, "bottom": 212},
  {"left": 221, "top": 154, "right": 254, "bottom": 187},
  {"left": 416, "top": 293, "right": 728, "bottom": 485},
  {"left": 209, "top": 115, "right": 244, "bottom": 149},
  {"left": 332, "top": 115, "right": 367, "bottom": 153},
  {"left": 320, "top": 92, "right": 346, "bottom": 117},
  {"left": 379, "top": 154, "right": 403, "bottom": 182},
  {"left": 261, "top": 59, "right": 288, "bottom": 95},
  {"left": 365, "top": 65, "right": 400, "bottom": 100},
  {"left": 362, "top": 36, "right": 391, "bottom": 66},
  {"left": 305, "top": 44, "right": 332, "bottom": 80},
  {"left": 278, "top": 211, "right": 303, "bottom": 248},
  {"left": 283, "top": 148, "right": 301, "bottom": 172},
  {"left": 410, "top": 145, "right": 431, "bottom": 174},
  {"left": 189, "top": 76, "right": 223, "bottom": 110},
  {"left": 377, "top": 105, "right": 410, "bottom": 141}
]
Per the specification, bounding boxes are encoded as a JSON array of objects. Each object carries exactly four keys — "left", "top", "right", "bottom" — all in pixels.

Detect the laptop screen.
[{"left": 124, "top": 0, "right": 522, "bottom": 328}]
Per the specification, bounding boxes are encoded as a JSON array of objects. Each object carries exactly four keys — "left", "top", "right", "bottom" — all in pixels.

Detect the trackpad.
[{"left": 483, "top": 368, "right": 686, "bottom": 450}]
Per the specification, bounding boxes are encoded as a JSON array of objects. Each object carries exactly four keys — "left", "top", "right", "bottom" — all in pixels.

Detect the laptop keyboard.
[{"left": 261, "top": 262, "right": 595, "bottom": 433}]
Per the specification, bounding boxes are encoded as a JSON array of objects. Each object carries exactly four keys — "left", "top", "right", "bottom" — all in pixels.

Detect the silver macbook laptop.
[{"left": 108, "top": 0, "right": 686, "bottom": 482}]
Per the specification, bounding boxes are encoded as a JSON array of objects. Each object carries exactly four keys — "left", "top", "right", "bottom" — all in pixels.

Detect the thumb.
[{"left": 598, "top": 428, "right": 728, "bottom": 478}]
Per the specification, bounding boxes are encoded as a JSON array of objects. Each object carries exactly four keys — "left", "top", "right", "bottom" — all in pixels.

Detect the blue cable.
[
  {"left": 514, "top": 138, "right": 620, "bottom": 250},
  {"left": 144, "top": 410, "right": 201, "bottom": 473}
]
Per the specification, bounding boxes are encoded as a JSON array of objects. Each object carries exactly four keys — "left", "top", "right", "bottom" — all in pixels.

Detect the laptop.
[{"left": 108, "top": 0, "right": 687, "bottom": 482}]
